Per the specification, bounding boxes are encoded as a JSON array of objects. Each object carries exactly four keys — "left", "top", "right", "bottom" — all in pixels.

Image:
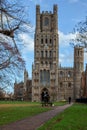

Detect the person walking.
[{"left": 68, "top": 97, "right": 71, "bottom": 104}]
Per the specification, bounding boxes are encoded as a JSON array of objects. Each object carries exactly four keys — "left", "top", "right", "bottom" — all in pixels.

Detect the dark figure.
[
  {"left": 68, "top": 97, "right": 71, "bottom": 104},
  {"left": 41, "top": 92, "right": 44, "bottom": 102},
  {"left": 43, "top": 92, "right": 50, "bottom": 106},
  {"left": 45, "top": 92, "right": 50, "bottom": 103},
  {"left": 43, "top": 92, "right": 47, "bottom": 103}
]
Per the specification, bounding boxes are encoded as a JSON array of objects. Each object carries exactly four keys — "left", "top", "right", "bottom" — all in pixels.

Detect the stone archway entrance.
[{"left": 41, "top": 88, "right": 50, "bottom": 102}]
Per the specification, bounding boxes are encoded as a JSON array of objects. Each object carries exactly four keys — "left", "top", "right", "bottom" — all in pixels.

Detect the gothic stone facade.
[
  {"left": 14, "top": 5, "right": 85, "bottom": 102},
  {"left": 32, "top": 5, "right": 58, "bottom": 102},
  {"left": 81, "top": 64, "right": 87, "bottom": 97},
  {"left": 14, "top": 70, "right": 32, "bottom": 101},
  {"left": 32, "top": 5, "right": 84, "bottom": 102}
]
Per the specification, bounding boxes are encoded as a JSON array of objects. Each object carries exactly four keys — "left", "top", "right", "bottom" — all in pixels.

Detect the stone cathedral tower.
[
  {"left": 74, "top": 46, "right": 84, "bottom": 99},
  {"left": 14, "top": 5, "right": 87, "bottom": 101},
  {"left": 24, "top": 69, "right": 29, "bottom": 91},
  {"left": 32, "top": 5, "right": 59, "bottom": 101}
]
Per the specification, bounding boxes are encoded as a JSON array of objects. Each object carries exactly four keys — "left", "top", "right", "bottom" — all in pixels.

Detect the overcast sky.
[{"left": 19, "top": 0, "right": 87, "bottom": 78}]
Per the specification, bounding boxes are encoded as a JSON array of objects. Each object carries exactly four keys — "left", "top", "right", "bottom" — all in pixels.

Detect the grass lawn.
[
  {"left": 38, "top": 103, "right": 87, "bottom": 130},
  {"left": 0, "top": 101, "right": 51, "bottom": 126},
  {"left": 0, "top": 101, "right": 67, "bottom": 126},
  {"left": 54, "top": 101, "right": 67, "bottom": 106}
]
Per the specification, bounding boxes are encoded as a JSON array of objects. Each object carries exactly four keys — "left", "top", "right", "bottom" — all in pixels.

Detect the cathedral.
[{"left": 14, "top": 5, "right": 87, "bottom": 102}]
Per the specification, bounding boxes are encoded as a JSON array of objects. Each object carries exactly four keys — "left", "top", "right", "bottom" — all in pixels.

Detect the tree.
[
  {"left": 0, "top": 0, "right": 31, "bottom": 90},
  {"left": 70, "top": 17, "right": 87, "bottom": 50},
  {"left": 0, "top": 88, "right": 5, "bottom": 99}
]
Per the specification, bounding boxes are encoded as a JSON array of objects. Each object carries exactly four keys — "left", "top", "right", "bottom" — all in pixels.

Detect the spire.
[
  {"left": 53, "top": 4, "right": 58, "bottom": 14},
  {"left": 24, "top": 69, "right": 29, "bottom": 80},
  {"left": 15, "top": 78, "right": 17, "bottom": 84}
]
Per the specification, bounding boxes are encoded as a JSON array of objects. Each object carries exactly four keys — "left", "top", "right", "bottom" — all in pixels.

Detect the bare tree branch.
[
  {"left": 70, "top": 17, "right": 87, "bottom": 50},
  {"left": 0, "top": 0, "right": 31, "bottom": 91}
]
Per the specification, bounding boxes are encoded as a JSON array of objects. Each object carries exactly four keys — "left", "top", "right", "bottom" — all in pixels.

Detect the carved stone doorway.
[{"left": 41, "top": 88, "right": 49, "bottom": 102}]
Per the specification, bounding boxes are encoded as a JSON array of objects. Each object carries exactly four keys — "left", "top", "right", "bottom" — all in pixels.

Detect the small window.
[
  {"left": 45, "top": 38, "right": 47, "bottom": 43},
  {"left": 68, "top": 83, "right": 71, "bottom": 88},
  {"left": 41, "top": 39, "right": 43, "bottom": 44},
  {"left": 50, "top": 62, "right": 52, "bottom": 69},
  {"left": 36, "top": 51, "right": 39, "bottom": 57},
  {"left": 50, "top": 39, "right": 52, "bottom": 44},
  {"left": 41, "top": 51, "right": 43, "bottom": 57},
  {"left": 45, "top": 51, "right": 48, "bottom": 57},
  {"left": 60, "top": 82, "right": 63, "bottom": 87},
  {"left": 41, "top": 61, "right": 43, "bottom": 65},
  {"left": 60, "top": 71, "right": 63, "bottom": 77},
  {"left": 45, "top": 61, "right": 48, "bottom": 65},
  {"left": 50, "top": 51, "right": 52, "bottom": 57}
]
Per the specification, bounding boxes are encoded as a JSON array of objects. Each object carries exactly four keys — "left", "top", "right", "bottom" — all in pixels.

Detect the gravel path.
[{"left": 0, "top": 103, "right": 73, "bottom": 130}]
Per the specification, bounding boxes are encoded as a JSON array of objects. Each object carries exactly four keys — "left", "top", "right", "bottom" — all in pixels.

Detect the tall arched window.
[
  {"left": 41, "top": 61, "right": 43, "bottom": 65},
  {"left": 50, "top": 51, "right": 52, "bottom": 57},
  {"left": 41, "top": 51, "right": 43, "bottom": 57},
  {"left": 45, "top": 61, "right": 48, "bottom": 66},
  {"left": 60, "top": 82, "right": 63, "bottom": 88},
  {"left": 60, "top": 71, "right": 63, "bottom": 77},
  {"left": 68, "top": 82, "right": 71, "bottom": 88},
  {"left": 45, "top": 51, "right": 48, "bottom": 57},
  {"left": 40, "top": 70, "right": 50, "bottom": 85},
  {"left": 44, "top": 17, "right": 49, "bottom": 26},
  {"left": 41, "top": 39, "right": 43, "bottom": 44},
  {"left": 45, "top": 38, "right": 47, "bottom": 43},
  {"left": 36, "top": 51, "right": 39, "bottom": 57},
  {"left": 50, "top": 39, "right": 52, "bottom": 44},
  {"left": 50, "top": 62, "right": 52, "bottom": 69}
]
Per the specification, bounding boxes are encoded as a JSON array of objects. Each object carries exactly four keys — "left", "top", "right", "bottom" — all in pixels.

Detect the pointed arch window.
[
  {"left": 45, "top": 51, "right": 48, "bottom": 57},
  {"left": 41, "top": 39, "right": 43, "bottom": 44},
  {"left": 50, "top": 50, "right": 52, "bottom": 57},
  {"left": 44, "top": 17, "right": 49, "bottom": 26},
  {"left": 50, "top": 39, "right": 52, "bottom": 44},
  {"left": 41, "top": 51, "right": 43, "bottom": 58},
  {"left": 60, "top": 82, "right": 63, "bottom": 88},
  {"left": 68, "top": 82, "right": 71, "bottom": 88},
  {"left": 45, "top": 38, "right": 47, "bottom": 43},
  {"left": 40, "top": 70, "right": 50, "bottom": 85}
]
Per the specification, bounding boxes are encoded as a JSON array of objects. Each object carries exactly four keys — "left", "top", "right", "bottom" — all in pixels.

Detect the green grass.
[
  {"left": 0, "top": 101, "right": 39, "bottom": 104},
  {"left": 54, "top": 101, "right": 67, "bottom": 106},
  {"left": 38, "top": 103, "right": 87, "bottom": 130},
  {"left": 0, "top": 101, "right": 68, "bottom": 126},
  {"left": 0, "top": 101, "right": 51, "bottom": 126}
]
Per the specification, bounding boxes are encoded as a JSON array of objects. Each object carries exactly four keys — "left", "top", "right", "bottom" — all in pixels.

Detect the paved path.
[{"left": 0, "top": 103, "right": 73, "bottom": 130}]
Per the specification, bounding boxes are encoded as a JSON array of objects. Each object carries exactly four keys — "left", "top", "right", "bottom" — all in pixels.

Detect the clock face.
[{"left": 44, "top": 17, "right": 49, "bottom": 26}]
